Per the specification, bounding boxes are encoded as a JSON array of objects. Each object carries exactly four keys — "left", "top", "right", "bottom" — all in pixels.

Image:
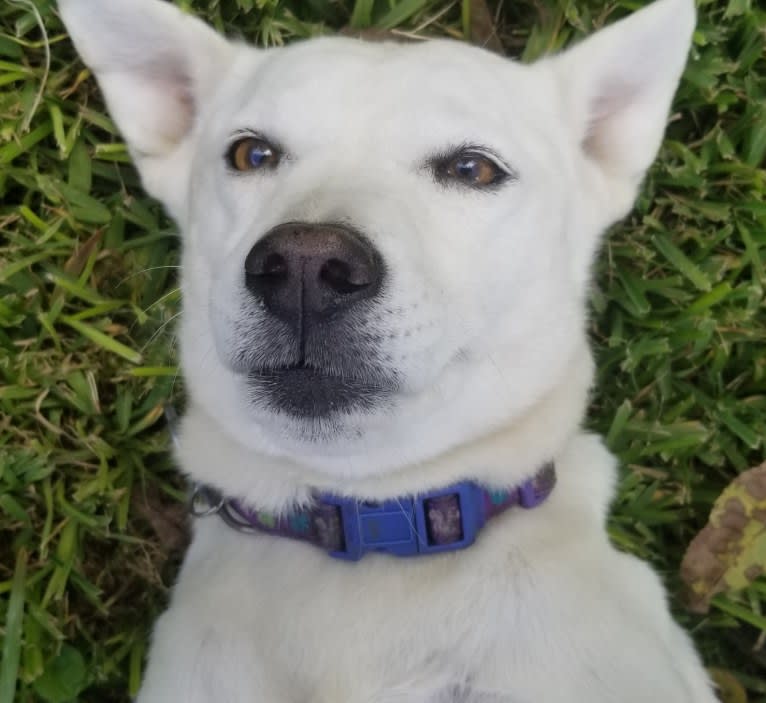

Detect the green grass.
[{"left": 0, "top": 0, "right": 764, "bottom": 700}]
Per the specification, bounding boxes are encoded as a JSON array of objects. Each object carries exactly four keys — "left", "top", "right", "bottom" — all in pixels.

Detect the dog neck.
[{"left": 176, "top": 345, "right": 594, "bottom": 513}]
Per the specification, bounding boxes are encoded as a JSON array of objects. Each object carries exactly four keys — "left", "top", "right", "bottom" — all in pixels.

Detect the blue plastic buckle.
[{"left": 324, "top": 482, "right": 487, "bottom": 561}]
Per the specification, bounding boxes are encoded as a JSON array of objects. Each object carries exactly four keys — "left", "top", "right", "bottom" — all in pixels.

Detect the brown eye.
[
  {"left": 445, "top": 153, "right": 505, "bottom": 187},
  {"left": 227, "top": 136, "right": 280, "bottom": 172},
  {"left": 431, "top": 146, "right": 513, "bottom": 190}
]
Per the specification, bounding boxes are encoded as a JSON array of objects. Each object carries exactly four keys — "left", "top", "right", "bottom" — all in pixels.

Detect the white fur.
[{"left": 58, "top": 0, "right": 716, "bottom": 700}]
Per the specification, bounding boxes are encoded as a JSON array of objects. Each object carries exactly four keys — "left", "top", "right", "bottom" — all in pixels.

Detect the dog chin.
[
  {"left": 246, "top": 364, "right": 397, "bottom": 420},
  {"left": 240, "top": 365, "right": 397, "bottom": 445},
  {"left": 246, "top": 399, "right": 387, "bottom": 449}
]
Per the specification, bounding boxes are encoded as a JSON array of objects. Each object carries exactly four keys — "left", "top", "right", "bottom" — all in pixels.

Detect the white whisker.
[{"left": 140, "top": 311, "right": 183, "bottom": 353}]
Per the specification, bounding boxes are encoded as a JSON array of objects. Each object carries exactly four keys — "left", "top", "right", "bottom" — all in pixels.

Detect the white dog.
[{"left": 59, "top": 0, "right": 718, "bottom": 700}]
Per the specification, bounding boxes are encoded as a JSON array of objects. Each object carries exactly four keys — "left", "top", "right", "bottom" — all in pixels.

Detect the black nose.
[{"left": 244, "top": 223, "right": 384, "bottom": 325}]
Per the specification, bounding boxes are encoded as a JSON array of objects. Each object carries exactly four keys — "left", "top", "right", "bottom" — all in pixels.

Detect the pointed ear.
[
  {"left": 548, "top": 0, "right": 695, "bottom": 220},
  {"left": 58, "top": 0, "right": 238, "bottom": 218}
]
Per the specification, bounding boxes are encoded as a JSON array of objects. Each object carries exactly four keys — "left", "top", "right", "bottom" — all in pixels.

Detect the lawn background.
[{"left": 1, "top": 0, "right": 764, "bottom": 700}]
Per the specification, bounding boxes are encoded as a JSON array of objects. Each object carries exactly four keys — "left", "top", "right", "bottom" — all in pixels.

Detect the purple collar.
[{"left": 190, "top": 463, "right": 555, "bottom": 561}]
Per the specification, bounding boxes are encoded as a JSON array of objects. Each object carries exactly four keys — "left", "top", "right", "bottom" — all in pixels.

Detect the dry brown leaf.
[
  {"left": 681, "top": 461, "right": 766, "bottom": 613},
  {"left": 132, "top": 484, "right": 189, "bottom": 555},
  {"left": 64, "top": 229, "right": 103, "bottom": 277},
  {"left": 708, "top": 668, "right": 748, "bottom": 703},
  {"left": 469, "top": 0, "right": 505, "bottom": 54}
]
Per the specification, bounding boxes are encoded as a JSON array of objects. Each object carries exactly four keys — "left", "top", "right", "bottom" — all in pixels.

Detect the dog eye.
[
  {"left": 432, "top": 148, "right": 512, "bottom": 189},
  {"left": 445, "top": 152, "right": 506, "bottom": 187},
  {"left": 227, "top": 137, "right": 281, "bottom": 172},
  {"left": 447, "top": 155, "right": 500, "bottom": 185}
]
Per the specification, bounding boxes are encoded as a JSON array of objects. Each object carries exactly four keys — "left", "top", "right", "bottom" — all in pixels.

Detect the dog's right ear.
[{"left": 58, "top": 0, "right": 237, "bottom": 218}]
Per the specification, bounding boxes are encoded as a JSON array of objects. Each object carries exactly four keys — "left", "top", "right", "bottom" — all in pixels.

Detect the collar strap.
[{"left": 190, "top": 462, "right": 555, "bottom": 561}]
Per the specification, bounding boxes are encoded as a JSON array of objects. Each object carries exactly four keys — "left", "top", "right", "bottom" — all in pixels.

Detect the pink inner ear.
[
  {"left": 581, "top": 79, "right": 641, "bottom": 159},
  {"left": 136, "top": 72, "right": 196, "bottom": 148},
  {"left": 144, "top": 57, "right": 197, "bottom": 140},
  {"left": 169, "top": 82, "right": 195, "bottom": 138}
]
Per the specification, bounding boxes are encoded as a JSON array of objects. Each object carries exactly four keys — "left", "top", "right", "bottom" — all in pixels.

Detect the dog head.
[{"left": 59, "top": 0, "right": 694, "bottom": 481}]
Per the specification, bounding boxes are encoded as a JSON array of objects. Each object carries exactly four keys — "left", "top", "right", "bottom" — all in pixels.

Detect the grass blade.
[{"left": 0, "top": 549, "right": 28, "bottom": 703}]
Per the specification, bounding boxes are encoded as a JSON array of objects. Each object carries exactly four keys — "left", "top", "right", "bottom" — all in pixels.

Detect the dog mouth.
[{"left": 247, "top": 362, "right": 396, "bottom": 419}]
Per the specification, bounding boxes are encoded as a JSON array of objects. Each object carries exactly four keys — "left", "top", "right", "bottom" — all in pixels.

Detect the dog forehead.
[
  {"left": 258, "top": 36, "right": 515, "bottom": 88},
  {"left": 217, "top": 38, "right": 552, "bottom": 142}
]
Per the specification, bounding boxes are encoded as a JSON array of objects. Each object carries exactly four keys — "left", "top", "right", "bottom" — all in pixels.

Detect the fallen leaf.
[
  {"left": 708, "top": 668, "right": 748, "bottom": 703},
  {"left": 469, "top": 0, "right": 505, "bottom": 54},
  {"left": 681, "top": 461, "right": 766, "bottom": 613},
  {"left": 132, "top": 483, "right": 189, "bottom": 554},
  {"left": 63, "top": 228, "right": 103, "bottom": 276}
]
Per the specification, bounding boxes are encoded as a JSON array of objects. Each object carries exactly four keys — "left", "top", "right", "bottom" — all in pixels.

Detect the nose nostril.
[
  {"left": 320, "top": 258, "right": 369, "bottom": 295},
  {"left": 261, "top": 253, "right": 288, "bottom": 278}
]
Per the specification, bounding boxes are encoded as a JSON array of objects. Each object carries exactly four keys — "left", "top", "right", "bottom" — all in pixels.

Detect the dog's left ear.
[
  {"left": 58, "top": 0, "right": 238, "bottom": 219},
  {"left": 549, "top": 0, "right": 695, "bottom": 222}
]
